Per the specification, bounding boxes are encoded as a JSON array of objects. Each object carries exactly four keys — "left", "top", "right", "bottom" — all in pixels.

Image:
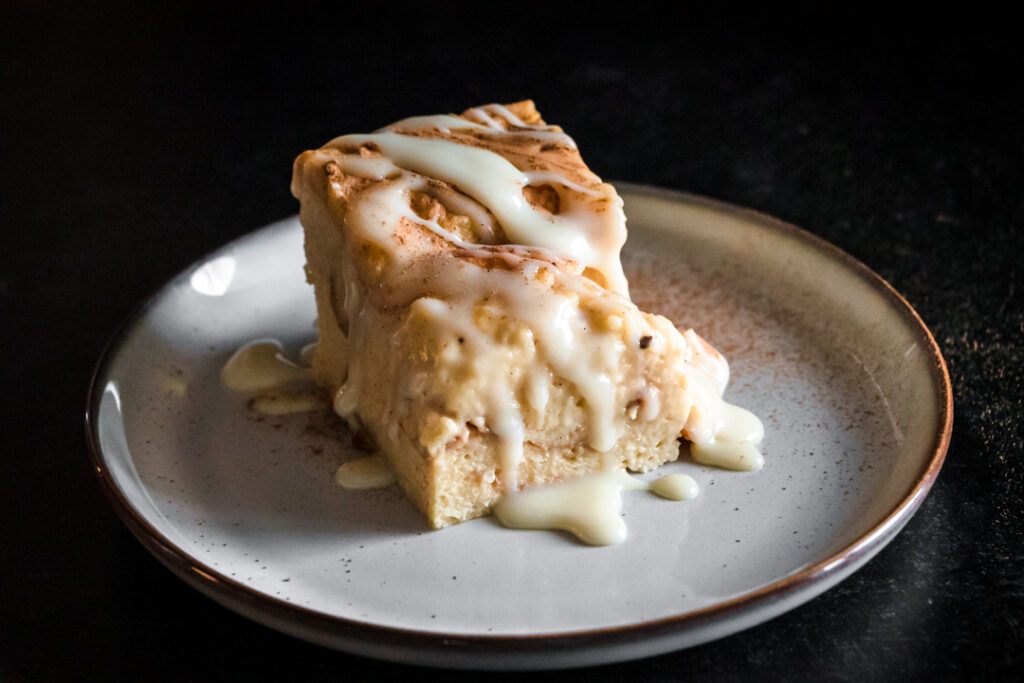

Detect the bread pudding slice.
[{"left": 291, "top": 101, "right": 763, "bottom": 528}]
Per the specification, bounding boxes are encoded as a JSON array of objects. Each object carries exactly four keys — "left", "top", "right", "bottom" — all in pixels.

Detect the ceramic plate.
[{"left": 87, "top": 185, "right": 951, "bottom": 669}]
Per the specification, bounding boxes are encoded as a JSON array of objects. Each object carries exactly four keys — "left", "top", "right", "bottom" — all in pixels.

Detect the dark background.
[{"left": 2, "top": 2, "right": 1021, "bottom": 680}]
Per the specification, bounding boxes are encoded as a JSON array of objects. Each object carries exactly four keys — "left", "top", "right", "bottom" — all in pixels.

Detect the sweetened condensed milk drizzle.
[
  {"left": 308, "top": 103, "right": 764, "bottom": 496},
  {"left": 335, "top": 456, "right": 396, "bottom": 489},
  {"left": 221, "top": 340, "right": 312, "bottom": 392},
  {"left": 220, "top": 340, "right": 400, "bottom": 492},
  {"left": 494, "top": 469, "right": 701, "bottom": 545},
  {"left": 221, "top": 340, "right": 321, "bottom": 415}
]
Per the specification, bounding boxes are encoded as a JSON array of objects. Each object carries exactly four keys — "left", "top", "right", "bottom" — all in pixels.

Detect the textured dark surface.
[{"left": 2, "top": 3, "right": 1021, "bottom": 680}]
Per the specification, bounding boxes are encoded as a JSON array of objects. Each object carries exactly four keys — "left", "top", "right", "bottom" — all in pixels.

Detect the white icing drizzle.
[
  {"left": 335, "top": 456, "right": 396, "bottom": 489},
  {"left": 322, "top": 157, "right": 630, "bottom": 470},
  {"left": 386, "top": 110, "right": 577, "bottom": 149},
  {"left": 312, "top": 107, "right": 764, "bottom": 497},
  {"left": 649, "top": 473, "right": 700, "bottom": 501},
  {"left": 383, "top": 114, "right": 478, "bottom": 135},
  {"left": 522, "top": 171, "right": 602, "bottom": 196},
  {"left": 525, "top": 368, "right": 550, "bottom": 412},
  {"left": 687, "top": 401, "right": 765, "bottom": 470},
  {"left": 323, "top": 130, "right": 629, "bottom": 296},
  {"left": 459, "top": 104, "right": 578, "bottom": 148},
  {"left": 494, "top": 469, "right": 645, "bottom": 545},
  {"left": 463, "top": 106, "right": 506, "bottom": 129},
  {"left": 221, "top": 340, "right": 326, "bottom": 418},
  {"left": 494, "top": 469, "right": 700, "bottom": 545},
  {"left": 636, "top": 385, "right": 661, "bottom": 421},
  {"left": 479, "top": 103, "right": 553, "bottom": 130},
  {"left": 221, "top": 340, "right": 311, "bottom": 392}
]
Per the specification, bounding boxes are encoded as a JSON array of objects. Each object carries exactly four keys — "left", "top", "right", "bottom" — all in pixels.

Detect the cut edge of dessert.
[{"left": 290, "top": 100, "right": 764, "bottom": 531}]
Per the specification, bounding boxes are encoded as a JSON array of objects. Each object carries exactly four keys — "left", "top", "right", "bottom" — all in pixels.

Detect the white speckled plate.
[{"left": 87, "top": 185, "right": 951, "bottom": 669}]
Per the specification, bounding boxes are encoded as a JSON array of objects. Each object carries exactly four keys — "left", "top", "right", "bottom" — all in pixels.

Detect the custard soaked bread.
[{"left": 292, "top": 101, "right": 763, "bottom": 528}]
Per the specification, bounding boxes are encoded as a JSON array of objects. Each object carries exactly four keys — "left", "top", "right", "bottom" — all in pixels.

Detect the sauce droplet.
[
  {"left": 493, "top": 469, "right": 700, "bottom": 545},
  {"left": 649, "top": 473, "right": 699, "bottom": 501},
  {"left": 221, "top": 340, "right": 311, "bottom": 392},
  {"left": 335, "top": 456, "right": 396, "bottom": 489}
]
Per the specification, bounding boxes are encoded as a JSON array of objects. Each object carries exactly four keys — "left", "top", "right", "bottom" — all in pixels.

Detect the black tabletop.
[{"left": 3, "top": 3, "right": 1021, "bottom": 680}]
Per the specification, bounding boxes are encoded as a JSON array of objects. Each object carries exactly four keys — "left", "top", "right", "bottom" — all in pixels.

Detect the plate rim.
[{"left": 84, "top": 183, "right": 953, "bottom": 667}]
